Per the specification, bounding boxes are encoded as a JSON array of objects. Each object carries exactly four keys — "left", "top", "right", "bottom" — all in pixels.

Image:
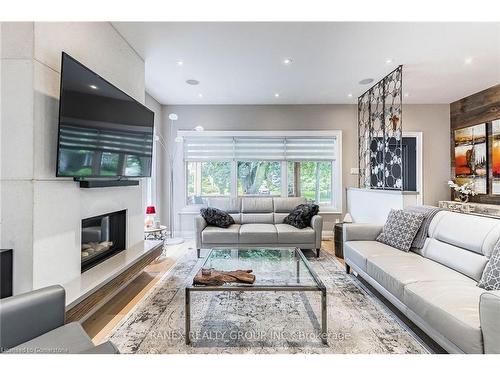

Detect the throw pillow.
[
  {"left": 376, "top": 209, "right": 425, "bottom": 252},
  {"left": 200, "top": 207, "right": 235, "bottom": 228},
  {"left": 283, "top": 203, "right": 319, "bottom": 229},
  {"left": 478, "top": 241, "right": 500, "bottom": 291}
]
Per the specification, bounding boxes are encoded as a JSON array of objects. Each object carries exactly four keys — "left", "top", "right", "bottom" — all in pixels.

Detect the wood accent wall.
[{"left": 450, "top": 84, "right": 500, "bottom": 204}]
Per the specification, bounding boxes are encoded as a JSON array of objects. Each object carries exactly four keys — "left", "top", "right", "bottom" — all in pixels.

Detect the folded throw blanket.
[{"left": 405, "top": 205, "right": 442, "bottom": 249}]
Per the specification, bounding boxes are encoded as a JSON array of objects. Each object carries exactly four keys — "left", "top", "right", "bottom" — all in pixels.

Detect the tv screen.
[{"left": 56, "top": 52, "right": 154, "bottom": 178}]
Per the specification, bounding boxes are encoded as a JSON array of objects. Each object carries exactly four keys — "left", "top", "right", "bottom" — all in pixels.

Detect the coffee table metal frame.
[{"left": 184, "top": 247, "right": 327, "bottom": 345}]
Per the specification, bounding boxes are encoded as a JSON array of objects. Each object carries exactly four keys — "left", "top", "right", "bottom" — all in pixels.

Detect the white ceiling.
[{"left": 112, "top": 22, "right": 500, "bottom": 105}]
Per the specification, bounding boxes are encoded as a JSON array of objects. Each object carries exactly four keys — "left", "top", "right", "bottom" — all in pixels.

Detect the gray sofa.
[
  {"left": 343, "top": 210, "right": 500, "bottom": 354},
  {"left": 0, "top": 285, "right": 119, "bottom": 354},
  {"left": 195, "top": 197, "right": 323, "bottom": 257}
]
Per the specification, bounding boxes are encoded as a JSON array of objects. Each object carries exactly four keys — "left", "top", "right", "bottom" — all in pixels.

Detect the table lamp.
[{"left": 145, "top": 205, "right": 156, "bottom": 228}]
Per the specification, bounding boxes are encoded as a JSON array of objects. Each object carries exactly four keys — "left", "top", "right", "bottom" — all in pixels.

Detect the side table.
[
  {"left": 334, "top": 222, "right": 344, "bottom": 259},
  {"left": 144, "top": 226, "right": 167, "bottom": 253}
]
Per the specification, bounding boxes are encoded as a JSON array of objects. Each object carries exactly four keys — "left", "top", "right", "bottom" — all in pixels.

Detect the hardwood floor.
[{"left": 82, "top": 239, "right": 337, "bottom": 343}]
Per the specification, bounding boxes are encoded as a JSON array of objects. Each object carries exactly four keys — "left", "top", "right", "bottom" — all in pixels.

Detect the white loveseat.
[
  {"left": 343, "top": 210, "right": 500, "bottom": 354},
  {"left": 195, "top": 197, "right": 323, "bottom": 258}
]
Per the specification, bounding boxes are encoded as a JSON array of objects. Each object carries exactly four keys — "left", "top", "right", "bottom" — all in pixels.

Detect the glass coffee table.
[{"left": 185, "top": 247, "right": 327, "bottom": 345}]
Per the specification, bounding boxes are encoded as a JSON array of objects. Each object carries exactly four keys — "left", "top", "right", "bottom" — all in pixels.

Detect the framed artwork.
[
  {"left": 492, "top": 120, "right": 500, "bottom": 194},
  {"left": 454, "top": 123, "right": 487, "bottom": 194}
]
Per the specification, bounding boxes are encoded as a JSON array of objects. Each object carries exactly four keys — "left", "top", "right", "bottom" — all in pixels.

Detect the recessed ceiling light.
[
  {"left": 198, "top": 93, "right": 203, "bottom": 98},
  {"left": 89, "top": 84, "right": 98, "bottom": 90},
  {"left": 347, "top": 93, "right": 353, "bottom": 98},
  {"left": 359, "top": 78, "right": 374, "bottom": 85},
  {"left": 186, "top": 79, "right": 199, "bottom": 85},
  {"left": 176, "top": 60, "right": 184, "bottom": 66},
  {"left": 283, "top": 58, "right": 293, "bottom": 65},
  {"left": 385, "top": 58, "right": 393, "bottom": 64},
  {"left": 464, "top": 57, "right": 473, "bottom": 65},
  {"left": 194, "top": 125, "right": 204, "bottom": 132},
  {"left": 274, "top": 93, "right": 280, "bottom": 98}
]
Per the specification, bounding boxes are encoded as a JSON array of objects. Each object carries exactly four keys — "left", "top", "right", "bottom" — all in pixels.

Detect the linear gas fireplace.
[{"left": 81, "top": 209, "right": 126, "bottom": 272}]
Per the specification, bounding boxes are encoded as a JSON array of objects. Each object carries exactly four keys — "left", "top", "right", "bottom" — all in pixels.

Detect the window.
[
  {"left": 237, "top": 161, "right": 281, "bottom": 196},
  {"left": 186, "top": 161, "right": 231, "bottom": 204},
  {"left": 287, "top": 161, "right": 333, "bottom": 205},
  {"left": 181, "top": 132, "right": 341, "bottom": 211}
]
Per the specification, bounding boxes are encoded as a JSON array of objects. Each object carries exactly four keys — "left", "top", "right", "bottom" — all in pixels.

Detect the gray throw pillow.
[
  {"left": 478, "top": 241, "right": 500, "bottom": 291},
  {"left": 376, "top": 209, "right": 425, "bottom": 252}
]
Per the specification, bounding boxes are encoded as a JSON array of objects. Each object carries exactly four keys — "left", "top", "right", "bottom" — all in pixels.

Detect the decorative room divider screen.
[{"left": 358, "top": 66, "right": 403, "bottom": 190}]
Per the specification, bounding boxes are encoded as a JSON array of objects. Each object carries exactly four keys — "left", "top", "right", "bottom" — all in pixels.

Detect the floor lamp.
[{"left": 155, "top": 113, "right": 184, "bottom": 245}]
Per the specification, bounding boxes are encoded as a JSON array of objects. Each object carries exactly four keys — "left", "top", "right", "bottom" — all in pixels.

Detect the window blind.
[
  {"left": 183, "top": 136, "right": 336, "bottom": 161},
  {"left": 234, "top": 137, "right": 285, "bottom": 160},
  {"left": 285, "top": 137, "right": 336, "bottom": 160},
  {"left": 183, "top": 137, "right": 234, "bottom": 161}
]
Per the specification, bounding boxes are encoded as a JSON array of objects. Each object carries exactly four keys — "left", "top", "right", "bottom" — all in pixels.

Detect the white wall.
[
  {"left": 1, "top": 22, "right": 146, "bottom": 294},
  {"left": 161, "top": 104, "right": 451, "bottom": 235}
]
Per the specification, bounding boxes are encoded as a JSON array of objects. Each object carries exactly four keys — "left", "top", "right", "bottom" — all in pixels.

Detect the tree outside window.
[
  {"left": 287, "top": 161, "right": 332, "bottom": 205},
  {"left": 237, "top": 161, "right": 281, "bottom": 195},
  {"left": 186, "top": 161, "right": 231, "bottom": 204}
]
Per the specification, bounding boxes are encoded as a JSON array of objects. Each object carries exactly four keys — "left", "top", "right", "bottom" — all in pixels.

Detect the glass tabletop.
[{"left": 191, "top": 248, "right": 322, "bottom": 288}]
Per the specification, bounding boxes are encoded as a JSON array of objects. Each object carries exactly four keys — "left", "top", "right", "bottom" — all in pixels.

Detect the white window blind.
[
  {"left": 234, "top": 137, "right": 285, "bottom": 160},
  {"left": 285, "top": 137, "right": 336, "bottom": 160},
  {"left": 183, "top": 136, "right": 336, "bottom": 161},
  {"left": 183, "top": 137, "right": 234, "bottom": 161}
]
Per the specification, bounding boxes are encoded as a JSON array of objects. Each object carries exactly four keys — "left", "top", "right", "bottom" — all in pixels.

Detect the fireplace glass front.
[{"left": 81, "top": 209, "right": 126, "bottom": 272}]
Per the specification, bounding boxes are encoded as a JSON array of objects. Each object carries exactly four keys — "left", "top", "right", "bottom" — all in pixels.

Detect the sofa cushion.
[
  {"left": 428, "top": 210, "right": 500, "bottom": 257},
  {"left": 478, "top": 240, "right": 500, "bottom": 290},
  {"left": 283, "top": 204, "right": 319, "bottom": 229},
  {"left": 6, "top": 322, "right": 93, "bottom": 354},
  {"left": 239, "top": 224, "right": 278, "bottom": 244},
  {"left": 241, "top": 197, "right": 273, "bottom": 213},
  {"left": 202, "top": 224, "right": 241, "bottom": 244},
  {"left": 403, "top": 280, "right": 483, "bottom": 354},
  {"left": 275, "top": 224, "right": 315, "bottom": 244},
  {"left": 206, "top": 197, "right": 241, "bottom": 213},
  {"left": 376, "top": 209, "right": 425, "bottom": 252},
  {"left": 423, "top": 238, "right": 489, "bottom": 282},
  {"left": 200, "top": 207, "right": 235, "bottom": 228},
  {"left": 273, "top": 213, "right": 289, "bottom": 224},
  {"left": 273, "top": 197, "right": 306, "bottom": 212},
  {"left": 241, "top": 213, "right": 274, "bottom": 224},
  {"left": 367, "top": 254, "right": 474, "bottom": 300},
  {"left": 344, "top": 240, "right": 405, "bottom": 272}
]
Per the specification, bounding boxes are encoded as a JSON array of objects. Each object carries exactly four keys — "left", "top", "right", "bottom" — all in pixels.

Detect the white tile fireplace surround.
[
  {"left": 0, "top": 22, "right": 147, "bottom": 294},
  {"left": 29, "top": 182, "right": 144, "bottom": 293}
]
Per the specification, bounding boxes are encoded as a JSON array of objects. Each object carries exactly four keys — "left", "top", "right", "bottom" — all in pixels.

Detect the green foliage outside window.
[
  {"left": 186, "top": 160, "right": 333, "bottom": 206},
  {"left": 237, "top": 161, "right": 281, "bottom": 195},
  {"left": 201, "top": 161, "right": 231, "bottom": 195},
  {"left": 288, "top": 161, "right": 332, "bottom": 204}
]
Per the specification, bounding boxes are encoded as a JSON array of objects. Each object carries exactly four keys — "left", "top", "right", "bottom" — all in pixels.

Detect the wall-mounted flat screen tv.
[{"left": 56, "top": 52, "right": 154, "bottom": 178}]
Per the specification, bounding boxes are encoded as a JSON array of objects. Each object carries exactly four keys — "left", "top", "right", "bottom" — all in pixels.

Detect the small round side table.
[{"left": 144, "top": 225, "right": 167, "bottom": 242}]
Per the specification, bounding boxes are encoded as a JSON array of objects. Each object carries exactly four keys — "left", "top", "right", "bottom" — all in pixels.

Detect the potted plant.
[{"left": 448, "top": 180, "right": 478, "bottom": 203}]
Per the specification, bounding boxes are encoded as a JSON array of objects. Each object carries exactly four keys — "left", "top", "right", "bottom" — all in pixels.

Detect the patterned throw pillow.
[
  {"left": 200, "top": 207, "right": 235, "bottom": 228},
  {"left": 478, "top": 241, "right": 500, "bottom": 291},
  {"left": 283, "top": 204, "right": 319, "bottom": 229},
  {"left": 376, "top": 209, "right": 425, "bottom": 252}
]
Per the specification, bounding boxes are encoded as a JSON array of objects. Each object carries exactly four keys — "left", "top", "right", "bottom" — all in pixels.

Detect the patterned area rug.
[{"left": 107, "top": 250, "right": 429, "bottom": 354}]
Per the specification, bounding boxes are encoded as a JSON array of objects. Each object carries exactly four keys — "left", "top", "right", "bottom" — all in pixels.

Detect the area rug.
[{"left": 107, "top": 250, "right": 429, "bottom": 354}]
